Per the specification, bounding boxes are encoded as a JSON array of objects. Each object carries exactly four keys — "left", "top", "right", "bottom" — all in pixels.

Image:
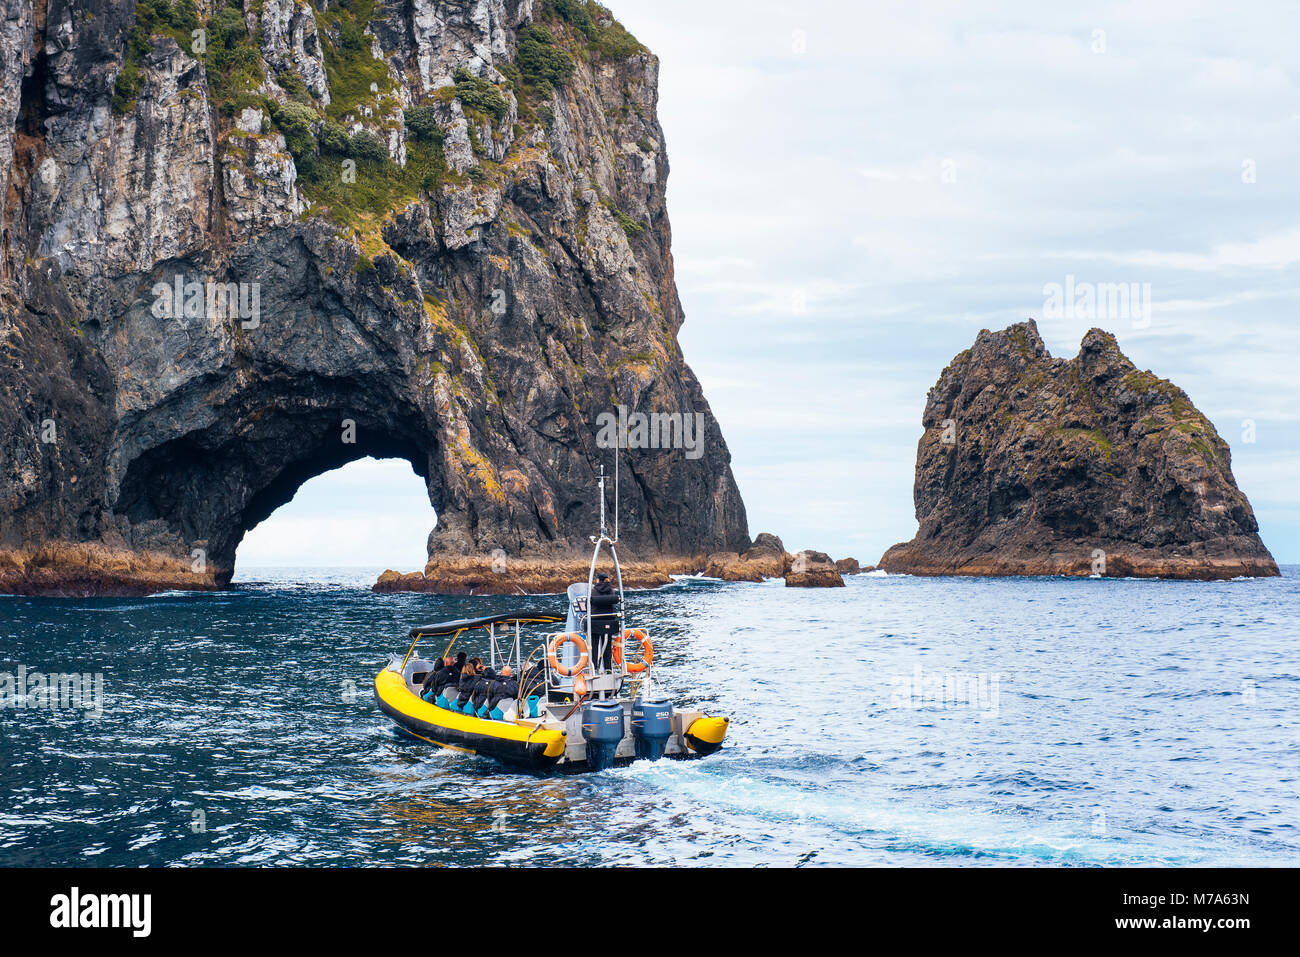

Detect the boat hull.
[
  {"left": 374, "top": 668, "right": 729, "bottom": 772},
  {"left": 373, "top": 670, "right": 566, "bottom": 771}
]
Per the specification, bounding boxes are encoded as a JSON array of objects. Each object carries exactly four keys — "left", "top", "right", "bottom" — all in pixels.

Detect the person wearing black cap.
[{"left": 588, "top": 572, "right": 619, "bottom": 670}]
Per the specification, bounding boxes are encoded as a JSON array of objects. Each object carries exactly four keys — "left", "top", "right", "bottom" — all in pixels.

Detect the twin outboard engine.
[
  {"left": 581, "top": 700, "right": 625, "bottom": 771},
  {"left": 632, "top": 697, "right": 674, "bottom": 761}
]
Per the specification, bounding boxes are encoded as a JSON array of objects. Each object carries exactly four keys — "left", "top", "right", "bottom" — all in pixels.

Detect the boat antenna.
[
  {"left": 613, "top": 438, "right": 620, "bottom": 544},
  {"left": 598, "top": 465, "right": 608, "bottom": 539}
]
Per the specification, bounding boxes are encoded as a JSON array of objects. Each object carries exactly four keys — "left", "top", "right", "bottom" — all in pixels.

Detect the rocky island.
[
  {"left": 879, "top": 320, "right": 1278, "bottom": 580},
  {"left": 0, "top": 0, "right": 761, "bottom": 595}
]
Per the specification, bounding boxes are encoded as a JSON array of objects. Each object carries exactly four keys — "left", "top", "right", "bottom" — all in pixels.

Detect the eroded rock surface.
[
  {"left": 784, "top": 549, "right": 845, "bottom": 588},
  {"left": 0, "top": 1, "right": 750, "bottom": 595},
  {"left": 879, "top": 321, "right": 1277, "bottom": 580}
]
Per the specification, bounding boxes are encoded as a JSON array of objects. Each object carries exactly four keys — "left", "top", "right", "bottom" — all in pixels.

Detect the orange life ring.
[
  {"left": 547, "top": 633, "right": 589, "bottom": 677},
  {"left": 615, "top": 628, "right": 654, "bottom": 673}
]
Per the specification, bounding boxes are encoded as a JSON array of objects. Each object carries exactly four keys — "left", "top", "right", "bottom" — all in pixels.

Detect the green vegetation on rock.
[
  {"left": 404, "top": 106, "right": 444, "bottom": 144},
  {"left": 302, "top": 138, "right": 446, "bottom": 230},
  {"left": 516, "top": 24, "right": 576, "bottom": 94},
  {"left": 452, "top": 68, "right": 509, "bottom": 123},
  {"left": 317, "top": 0, "right": 393, "bottom": 122},
  {"left": 602, "top": 198, "right": 645, "bottom": 236},
  {"left": 201, "top": 2, "right": 265, "bottom": 116},
  {"left": 546, "top": 0, "right": 646, "bottom": 59},
  {"left": 112, "top": 0, "right": 202, "bottom": 113},
  {"left": 1052, "top": 427, "right": 1113, "bottom": 460}
]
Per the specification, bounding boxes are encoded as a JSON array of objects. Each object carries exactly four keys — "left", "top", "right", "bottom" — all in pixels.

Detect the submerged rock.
[{"left": 878, "top": 321, "right": 1278, "bottom": 580}]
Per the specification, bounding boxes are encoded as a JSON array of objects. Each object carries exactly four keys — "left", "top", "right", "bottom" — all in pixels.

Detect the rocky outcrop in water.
[
  {"left": 783, "top": 549, "right": 844, "bottom": 588},
  {"left": 0, "top": 0, "right": 750, "bottom": 596},
  {"left": 879, "top": 320, "right": 1278, "bottom": 580}
]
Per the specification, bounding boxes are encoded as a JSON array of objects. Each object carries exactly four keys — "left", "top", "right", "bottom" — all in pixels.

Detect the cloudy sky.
[{"left": 237, "top": 0, "right": 1300, "bottom": 569}]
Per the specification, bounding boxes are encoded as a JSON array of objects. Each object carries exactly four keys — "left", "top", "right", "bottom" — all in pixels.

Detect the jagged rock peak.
[{"left": 879, "top": 320, "right": 1278, "bottom": 580}]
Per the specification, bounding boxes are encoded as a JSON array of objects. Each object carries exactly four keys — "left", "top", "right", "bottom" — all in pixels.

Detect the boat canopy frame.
[
  {"left": 400, "top": 612, "right": 565, "bottom": 674},
  {"left": 407, "top": 613, "right": 565, "bottom": 640}
]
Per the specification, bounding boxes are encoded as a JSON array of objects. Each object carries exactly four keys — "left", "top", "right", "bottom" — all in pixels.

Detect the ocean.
[{"left": 2, "top": 568, "right": 1297, "bottom": 866}]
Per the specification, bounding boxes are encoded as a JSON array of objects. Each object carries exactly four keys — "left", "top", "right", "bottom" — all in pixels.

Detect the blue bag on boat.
[{"left": 527, "top": 696, "right": 540, "bottom": 718}]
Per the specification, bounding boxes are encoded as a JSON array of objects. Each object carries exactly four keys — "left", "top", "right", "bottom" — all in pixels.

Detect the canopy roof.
[{"left": 407, "top": 611, "right": 565, "bottom": 639}]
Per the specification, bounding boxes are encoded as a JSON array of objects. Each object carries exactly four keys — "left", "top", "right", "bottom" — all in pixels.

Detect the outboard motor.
[
  {"left": 581, "top": 700, "right": 625, "bottom": 771},
  {"left": 631, "top": 697, "right": 674, "bottom": 761}
]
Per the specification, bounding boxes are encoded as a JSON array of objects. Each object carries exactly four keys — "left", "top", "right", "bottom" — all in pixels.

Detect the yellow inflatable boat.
[{"left": 374, "top": 610, "right": 729, "bottom": 772}]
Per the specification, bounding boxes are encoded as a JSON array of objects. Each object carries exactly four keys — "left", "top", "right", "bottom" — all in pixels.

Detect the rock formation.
[
  {"left": 702, "top": 532, "right": 786, "bottom": 582},
  {"left": 375, "top": 553, "right": 699, "bottom": 595},
  {"left": 783, "top": 549, "right": 844, "bottom": 588},
  {"left": 879, "top": 320, "right": 1278, "bottom": 580},
  {"left": 0, "top": 0, "right": 751, "bottom": 596}
]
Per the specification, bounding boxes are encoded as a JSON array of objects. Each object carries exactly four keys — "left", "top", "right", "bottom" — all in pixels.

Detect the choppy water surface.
[{"left": 2, "top": 568, "right": 1297, "bottom": 866}]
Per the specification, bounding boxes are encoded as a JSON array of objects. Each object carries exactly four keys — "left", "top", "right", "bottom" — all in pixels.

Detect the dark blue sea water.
[{"left": 2, "top": 568, "right": 1297, "bottom": 866}]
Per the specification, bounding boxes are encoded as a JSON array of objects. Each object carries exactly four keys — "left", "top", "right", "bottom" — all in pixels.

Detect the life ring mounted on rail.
[
  {"left": 547, "top": 633, "right": 590, "bottom": 676},
  {"left": 614, "top": 628, "right": 654, "bottom": 673}
]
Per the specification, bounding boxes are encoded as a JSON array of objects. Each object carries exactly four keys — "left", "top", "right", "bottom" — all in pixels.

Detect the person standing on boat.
[{"left": 589, "top": 572, "right": 619, "bottom": 671}]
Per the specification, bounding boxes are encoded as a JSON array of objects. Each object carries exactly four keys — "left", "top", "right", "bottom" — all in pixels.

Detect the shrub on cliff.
[
  {"left": 203, "top": 3, "right": 265, "bottom": 115},
  {"left": 318, "top": 0, "right": 393, "bottom": 122},
  {"left": 318, "top": 120, "right": 352, "bottom": 157},
  {"left": 404, "top": 106, "right": 443, "bottom": 144},
  {"left": 269, "top": 99, "right": 320, "bottom": 177},
  {"left": 349, "top": 130, "right": 389, "bottom": 165},
  {"left": 547, "top": 0, "right": 645, "bottom": 59},
  {"left": 516, "top": 25, "right": 575, "bottom": 92},
  {"left": 452, "top": 68, "right": 509, "bottom": 123}
]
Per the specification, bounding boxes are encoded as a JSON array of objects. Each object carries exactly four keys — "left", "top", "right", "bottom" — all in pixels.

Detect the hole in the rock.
[{"left": 232, "top": 457, "right": 436, "bottom": 578}]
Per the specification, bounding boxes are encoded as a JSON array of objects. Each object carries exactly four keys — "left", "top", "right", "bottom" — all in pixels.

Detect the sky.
[{"left": 237, "top": 0, "right": 1300, "bottom": 569}]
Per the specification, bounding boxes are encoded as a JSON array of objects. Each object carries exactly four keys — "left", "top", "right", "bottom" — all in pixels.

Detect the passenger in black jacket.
[
  {"left": 589, "top": 573, "right": 619, "bottom": 670},
  {"left": 424, "top": 652, "right": 466, "bottom": 702},
  {"left": 487, "top": 666, "right": 518, "bottom": 714},
  {"left": 421, "top": 656, "right": 454, "bottom": 700},
  {"left": 470, "top": 665, "right": 499, "bottom": 714},
  {"left": 454, "top": 660, "right": 483, "bottom": 711}
]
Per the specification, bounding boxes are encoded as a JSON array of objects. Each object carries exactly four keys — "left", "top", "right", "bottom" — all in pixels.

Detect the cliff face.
[
  {"left": 879, "top": 320, "right": 1278, "bottom": 580},
  {"left": 0, "top": 0, "right": 749, "bottom": 595}
]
